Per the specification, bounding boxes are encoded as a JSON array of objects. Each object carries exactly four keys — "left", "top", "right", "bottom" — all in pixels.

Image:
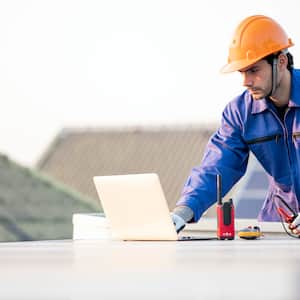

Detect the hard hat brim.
[
  {"left": 220, "top": 43, "right": 294, "bottom": 74},
  {"left": 220, "top": 59, "right": 259, "bottom": 73}
]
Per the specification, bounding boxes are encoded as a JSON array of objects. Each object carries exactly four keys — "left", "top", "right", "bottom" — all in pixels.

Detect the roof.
[
  {"left": 0, "top": 154, "right": 99, "bottom": 242},
  {"left": 37, "top": 125, "right": 217, "bottom": 212}
]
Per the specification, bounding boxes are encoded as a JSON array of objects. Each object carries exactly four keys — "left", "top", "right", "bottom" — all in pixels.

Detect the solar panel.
[
  {"left": 244, "top": 170, "right": 268, "bottom": 189},
  {"left": 233, "top": 154, "right": 268, "bottom": 219},
  {"left": 235, "top": 198, "right": 265, "bottom": 218}
]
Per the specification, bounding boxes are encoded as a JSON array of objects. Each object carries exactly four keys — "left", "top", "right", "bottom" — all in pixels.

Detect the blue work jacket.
[{"left": 177, "top": 68, "right": 300, "bottom": 222}]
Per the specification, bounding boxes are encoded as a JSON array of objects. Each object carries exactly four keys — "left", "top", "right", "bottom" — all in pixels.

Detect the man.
[{"left": 172, "top": 15, "right": 300, "bottom": 236}]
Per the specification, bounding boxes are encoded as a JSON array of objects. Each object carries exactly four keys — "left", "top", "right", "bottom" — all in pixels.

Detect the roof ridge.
[{"left": 60, "top": 123, "right": 218, "bottom": 133}]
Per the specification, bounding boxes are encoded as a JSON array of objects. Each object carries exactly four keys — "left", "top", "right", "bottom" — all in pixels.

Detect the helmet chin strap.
[{"left": 269, "top": 57, "right": 278, "bottom": 98}]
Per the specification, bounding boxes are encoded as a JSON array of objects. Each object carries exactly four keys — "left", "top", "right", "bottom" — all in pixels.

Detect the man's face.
[{"left": 239, "top": 60, "right": 272, "bottom": 100}]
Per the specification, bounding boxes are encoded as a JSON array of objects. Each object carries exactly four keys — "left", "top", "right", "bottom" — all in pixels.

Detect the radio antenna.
[{"left": 217, "top": 174, "right": 222, "bottom": 205}]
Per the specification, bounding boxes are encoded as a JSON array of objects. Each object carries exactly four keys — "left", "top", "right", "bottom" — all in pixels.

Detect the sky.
[{"left": 0, "top": 0, "right": 299, "bottom": 166}]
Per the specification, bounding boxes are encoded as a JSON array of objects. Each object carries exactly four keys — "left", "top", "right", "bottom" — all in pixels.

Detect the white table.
[{"left": 0, "top": 237, "right": 299, "bottom": 299}]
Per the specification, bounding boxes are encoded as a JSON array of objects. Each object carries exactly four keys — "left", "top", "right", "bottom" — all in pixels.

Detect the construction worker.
[{"left": 172, "top": 15, "right": 300, "bottom": 236}]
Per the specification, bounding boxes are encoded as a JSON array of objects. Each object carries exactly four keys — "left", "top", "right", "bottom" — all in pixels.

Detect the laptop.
[{"left": 93, "top": 173, "right": 216, "bottom": 241}]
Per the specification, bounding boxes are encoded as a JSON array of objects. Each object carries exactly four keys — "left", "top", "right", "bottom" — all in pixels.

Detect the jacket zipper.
[
  {"left": 270, "top": 107, "right": 292, "bottom": 165},
  {"left": 246, "top": 134, "right": 282, "bottom": 145}
]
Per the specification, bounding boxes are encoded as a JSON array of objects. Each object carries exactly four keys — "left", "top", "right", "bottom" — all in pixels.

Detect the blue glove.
[{"left": 171, "top": 213, "right": 186, "bottom": 233}]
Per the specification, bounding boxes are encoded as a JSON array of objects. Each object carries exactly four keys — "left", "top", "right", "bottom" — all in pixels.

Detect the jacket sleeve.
[{"left": 176, "top": 101, "right": 249, "bottom": 221}]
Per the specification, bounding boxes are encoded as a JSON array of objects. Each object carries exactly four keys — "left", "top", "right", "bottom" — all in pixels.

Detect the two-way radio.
[{"left": 216, "top": 174, "right": 235, "bottom": 240}]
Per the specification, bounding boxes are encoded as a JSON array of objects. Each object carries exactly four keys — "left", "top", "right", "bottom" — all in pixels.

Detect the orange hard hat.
[{"left": 221, "top": 15, "right": 294, "bottom": 73}]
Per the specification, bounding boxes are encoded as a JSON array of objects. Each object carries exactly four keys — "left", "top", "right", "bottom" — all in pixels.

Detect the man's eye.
[{"left": 250, "top": 68, "right": 258, "bottom": 73}]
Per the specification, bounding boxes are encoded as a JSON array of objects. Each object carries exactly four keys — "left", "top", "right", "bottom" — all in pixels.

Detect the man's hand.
[
  {"left": 171, "top": 213, "right": 186, "bottom": 233},
  {"left": 289, "top": 214, "right": 300, "bottom": 236}
]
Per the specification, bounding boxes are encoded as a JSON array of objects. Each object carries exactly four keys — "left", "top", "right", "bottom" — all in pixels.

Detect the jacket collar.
[
  {"left": 289, "top": 68, "right": 300, "bottom": 107},
  {"left": 251, "top": 68, "right": 300, "bottom": 114},
  {"left": 251, "top": 96, "right": 269, "bottom": 114}
]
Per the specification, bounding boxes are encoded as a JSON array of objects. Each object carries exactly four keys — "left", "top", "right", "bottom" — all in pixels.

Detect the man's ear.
[{"left": 278, "top": 53, "right": 288, "bottom": 69}]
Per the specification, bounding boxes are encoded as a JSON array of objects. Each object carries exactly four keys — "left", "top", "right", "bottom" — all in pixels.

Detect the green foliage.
[{"left": 0, "top": 154, "right": 100, "bottom": 242}]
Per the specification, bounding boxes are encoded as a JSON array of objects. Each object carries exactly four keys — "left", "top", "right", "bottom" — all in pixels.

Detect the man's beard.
[{"left": 248, "top": 87, "right": 267, "bottom": 100}]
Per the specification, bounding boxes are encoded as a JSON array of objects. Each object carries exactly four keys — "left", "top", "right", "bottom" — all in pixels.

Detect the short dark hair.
[{"left": 264, "top": 51, "right": 294, "bottom": 71}]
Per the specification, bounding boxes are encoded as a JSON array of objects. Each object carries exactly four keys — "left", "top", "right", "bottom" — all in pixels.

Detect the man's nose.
[{"left": 241, "top": 73, "right": 252, "bottom": 87}]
